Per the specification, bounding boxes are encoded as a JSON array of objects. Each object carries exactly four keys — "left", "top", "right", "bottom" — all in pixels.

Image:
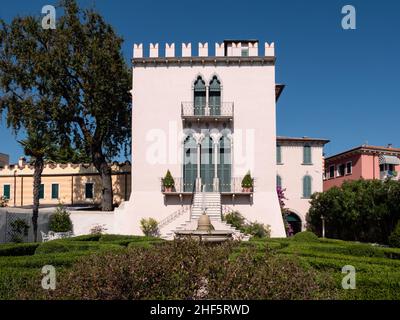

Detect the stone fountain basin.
[{"left": 174, "top": 230, "right": 234, "bottom": 242}]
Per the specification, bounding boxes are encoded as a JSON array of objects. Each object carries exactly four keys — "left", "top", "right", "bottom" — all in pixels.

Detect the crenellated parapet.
[
  {"left": 132, "top": 40, "right": 275, "bottom": 59},
  {"left": 0, "top": 161, "right": 131, "bottom": 176}
]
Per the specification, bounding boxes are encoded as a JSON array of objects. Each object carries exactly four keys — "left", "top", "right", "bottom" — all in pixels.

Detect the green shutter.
[
  {"left": 3, "top": 185, "right": 10, "bottom": 200},
  {"left": 194, "top": 77, "right": 206, "bottom": 115},
  {"left": 51, "top": 184, "right": 59, "bottom": 199},
  {"left": 303, "top": 176, "right": 312, "bottom": 198},
  {"left": 85, "top": 183, "right": 94, "bottom": 199},
  {"left": 276, "top": 145, "right": 282, "bottom": 164},
  {"left": 303, "top": 145, "right": 312, "bottom": 164},
  {"left": 183, "top": 136, "right": 197, "bottom": 192},
  {"left": 209, "top": 77, "right": 221, "bottom": 116},
  {"left": 218, "top": 136, "right": 232, "bottom": 192},
  {"left": 276, "top": 175, "right": 282, "bottom": 188},
  {"left": 39, "top": 184, "right": 44, "bottom": 199}
]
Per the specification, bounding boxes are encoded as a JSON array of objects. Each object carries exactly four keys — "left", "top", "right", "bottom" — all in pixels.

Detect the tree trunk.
[
  {"left": 93, "top": 149, "right": 114, "bottom": 211},
  {"left": 32, "top": 158, "right": 45, "bottom": 242}
]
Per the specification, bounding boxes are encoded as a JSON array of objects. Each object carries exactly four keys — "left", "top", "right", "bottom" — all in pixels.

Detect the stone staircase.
[{"left": 160, "top": 192, "right": 250, "bottom": 241}]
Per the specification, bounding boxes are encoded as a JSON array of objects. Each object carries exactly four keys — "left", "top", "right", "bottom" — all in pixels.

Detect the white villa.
[{"left": 113, "top": 39, "right": 328, "bottom": 239}]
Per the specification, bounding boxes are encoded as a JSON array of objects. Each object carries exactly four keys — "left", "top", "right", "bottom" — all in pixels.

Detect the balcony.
[
  {"left": 181, "top": 102, "right": 234, "bottom": 122},
  {"left": 380, "top": 170, "right": 399, "bottom": 181},
  {"left": 161, "top": 176, "right": 254, "bottom": 194}
]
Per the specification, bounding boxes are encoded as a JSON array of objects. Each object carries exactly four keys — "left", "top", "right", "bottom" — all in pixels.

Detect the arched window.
[
  {"left": 218, "top": 135, "right": 232, "bottom": 192},
  {"left": 201, "top": 135, "right": 214, "bottom": 192},
  {"left": 194, "top": 76, "right": 206, "bottom": 115},
  {"left": 303, "top": 144, "right": 312, "bottom": 164},
  {"left": 302, "top": 175, "right": 312, "bottom": 198},
  {"left": 183, "top": 135, "right": 197, "bottom": 192},
  {"left": 209, "top": 76, "right": 221, "bottom": 116},
  {"left": 276, "top": 175, "right": 282, "bottom": 188}
]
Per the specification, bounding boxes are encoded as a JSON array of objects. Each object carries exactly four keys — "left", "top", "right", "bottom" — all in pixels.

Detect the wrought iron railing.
[
  {"left": 161, "top": 176, "right": 254, "bottom": 193},
  {"left": 181, "top": 102, "right": 234, "bottom": 118},
  {"left": 158, "top": 205, "right": 191, "bottom": 230}
]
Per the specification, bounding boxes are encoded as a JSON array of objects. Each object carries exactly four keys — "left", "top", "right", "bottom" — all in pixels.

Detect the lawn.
[{"left": 1, "top": 233, "right": 399, "bottom": 300}]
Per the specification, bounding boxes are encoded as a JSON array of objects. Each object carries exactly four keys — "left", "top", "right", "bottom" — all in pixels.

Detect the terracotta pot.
[
  {"left": 242, "top": 187, "right": 252, "bottom": 193},
  {"left": 164, "top": 187, "right": 173, "bottom": 192}
]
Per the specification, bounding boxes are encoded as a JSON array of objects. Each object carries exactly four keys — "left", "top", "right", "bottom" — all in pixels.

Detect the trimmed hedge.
[
  {"left": 35, "top": 240, "right": 120, "bottom": 255},
  {"left": 0, "top": 243, "right": 39, "bottom": 257},
  {"left": 292, "top": 231, "right": 319, "bottom": 242}
]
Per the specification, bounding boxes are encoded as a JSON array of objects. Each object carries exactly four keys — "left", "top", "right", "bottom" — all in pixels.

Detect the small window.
[
  {"left": 3, "top": 185, "right": 10, "bottom": 200},
  {"left": 51, "top": 184, "right": 59, "bottom": 200},
  {"left": 329, "top": 165, "right": 335, "bottom": 179},
  {"left": 337, "top": 164, "right": 346, "bottom": 177},
  {"left": 85, "top": 183, "right": 94, "bottom": 199},
  {"left": 39, "top": 184, "right": 44, "bottom": 199},
  {"left": 277, "top": 175, "right": 282, "bottom": 188},
  {"left": 241, "top": 48, "right": 249, "bottom": 57},
  {"left": 346, "top": 162, "right": 352, "bottom": 175},
  {"left": 303, "top": 145, "right": 312, "bottom": 164},
  {"left": 276, "top": 145, "right": 282, "bottom": 164},
  {"left": 303, "top": 175, "right": 312, "bottom": 198}
]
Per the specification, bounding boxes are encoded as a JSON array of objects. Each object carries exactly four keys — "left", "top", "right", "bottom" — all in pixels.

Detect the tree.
[
  {"left": 19, "top": 128, "right": 57, "bottom": 242},
  {"left": 0, "top": 0, "right": 131, "bottom": 211}
]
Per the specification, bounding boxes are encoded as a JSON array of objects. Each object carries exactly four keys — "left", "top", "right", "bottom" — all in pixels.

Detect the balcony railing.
[
  {"left": 161, "top": 176, "right": 254, "bottom": 194},
  {"left": 181, "top": 102, "right": 234, "bottom": 120}
]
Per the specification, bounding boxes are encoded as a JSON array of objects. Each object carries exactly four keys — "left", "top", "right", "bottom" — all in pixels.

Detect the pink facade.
[{"left": 324, "top": 145, "right": 400, "bottom": 191}]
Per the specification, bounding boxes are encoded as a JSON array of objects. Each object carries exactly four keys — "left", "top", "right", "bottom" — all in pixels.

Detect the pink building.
[{"left": 323, "top": 145, "right": 400, "bottom": 191}]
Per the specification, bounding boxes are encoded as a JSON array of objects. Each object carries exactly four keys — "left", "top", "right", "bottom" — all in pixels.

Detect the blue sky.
[{"left": 1, "top": 0, "right": 399, "bottom": 162}]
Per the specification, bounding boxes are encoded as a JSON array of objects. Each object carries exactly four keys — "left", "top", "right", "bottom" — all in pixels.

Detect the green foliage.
[
  {"left": 32, "top": 240, "right": 334, "bottom": 300},
  {"left": 9, "top": 219, "right": 30, "bottom": 243},
  {"left": 34, "top": 241, "right": 120, "bottom": 255},
  {"left": 307, "top": 179, "right": 400, "bottom": 244},
  {"left": 0, "top": 196, "right": 8, "bottom": 207},
  {"left": 0, "top": 243, "right": 39, "bottom": 256},
  {"left": 292, "top": 231, "right": 319, "bottom": 242},
  {"left": 389, "top": 221, "right": 400, "bottom": 248},
  {"left": 140, "top": 218, "right": 159, "bottom": 237},
  {"left": 0, "top": 0, "right": 132, "bottom": 211},
  {"left": 223, "top": 211, "right": 245, "bottom": 230},
  {"left": 241, "top": 171, "right": 253, "bottom": 188},
  {"left": 49, "top": 205, "right": 73, "bottom": 232},
  {"left": 65, "top": 234, "right": 102, "bottom": 242},
  {"left": 162, "top": 170, "right": 175, "bottom": 188},
  {"left": 222, "top": 211, "right": 270, "bottom": 239},
  {"left": 244, "top": 222, "right": 271, "bottom": 238}
]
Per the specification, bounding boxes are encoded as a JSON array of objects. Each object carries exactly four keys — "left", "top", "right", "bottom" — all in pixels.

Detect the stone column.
[
  {"left": 210, "top": 132, "right": 222, "bottom": 192},
  {"left": 193, "top": 133, "right": 205, "bottom": 192},
  {"left": 205, "top": 85, "right": 210, "bottom": 116}
]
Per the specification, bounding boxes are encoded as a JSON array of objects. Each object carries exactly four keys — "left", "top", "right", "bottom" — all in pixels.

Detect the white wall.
[{"left": 277, "top": 143, "right": 325, "bottom": 228}]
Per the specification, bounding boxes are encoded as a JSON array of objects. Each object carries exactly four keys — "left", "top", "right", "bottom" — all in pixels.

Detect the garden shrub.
[
  {"left": 292, "top": 231, "right": 319, "bottom": 242},
  {"left": 388, "top": 221, "right": 400, "bottom": 248},
  {"left": 0, "top": 243, "right": 39, "bottom": 256},
  {"left": 28, "top": 240, "right": 336, "bottom": 300},
  {"left": 65, "top": 234, "right": 102, "bottom": 242},
  {"left": 8, "top": 219, "right": 30, "bottom": 243},
  {"left": 223, "top": 211, "right": 245, "bottom": 230},
  {"left": 140, "top": 218, "right": 159, "bottom": 237},
  {"left": 49, "top": 205, "right": 73, "bottom": 232},
  {"left": 244, "top": 222, "right": 271, "bottom": 238},
  {"left": 223, "top": 211, "right": 271, "bottom": 239},
  {"left": 34, "top": 240, "right": 119, "bottom": 255}
]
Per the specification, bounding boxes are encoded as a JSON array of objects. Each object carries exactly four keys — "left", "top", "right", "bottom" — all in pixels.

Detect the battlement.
[
  {"left": 132, "top": 40, "right": 275, "bottom": 59},
  {"left": 0, "top": 161, "right": 131, "bottom": 176}
]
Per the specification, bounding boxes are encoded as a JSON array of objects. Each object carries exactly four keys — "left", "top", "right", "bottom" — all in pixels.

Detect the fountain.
[{"left": 174, "top": 186, "right": 233, "bottom": 242}]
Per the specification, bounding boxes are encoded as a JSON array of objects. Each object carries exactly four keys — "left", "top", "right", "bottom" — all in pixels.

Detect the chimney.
[{"left": 18, "top": 157, "right": 26, "bottom": 167}]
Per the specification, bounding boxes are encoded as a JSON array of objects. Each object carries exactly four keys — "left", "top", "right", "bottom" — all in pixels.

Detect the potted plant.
[
  {"left": 241, "top": 171, "right": 253, "bottom": 192},
  {"left": 162, "top": 170, "right": 175, "bottom": 192}
]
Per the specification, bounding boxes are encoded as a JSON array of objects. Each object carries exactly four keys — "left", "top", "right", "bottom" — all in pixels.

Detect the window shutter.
[
  {"left": 51, "top": 184, "right": 59, "bottom": 199},
  {"left": 85, "top": 183, "right": 94, "bottom": 199},
  {"left": 303, "top": 176, "right": 312, "bottom": 198},
  {"left": 276, "top": 145, "right": 282, "bottom": 164},
  {"left": 3, "top": 185, "right": 10, "bottom": 200},
  {"left": 303, "top": 145, "right": 312, "bottom": 164},
  {"left": 39, "top": 184, "right": 44, "bottom": 199},
  {"left": 277, "top": 175, "right": 282, "bottom": 188}
]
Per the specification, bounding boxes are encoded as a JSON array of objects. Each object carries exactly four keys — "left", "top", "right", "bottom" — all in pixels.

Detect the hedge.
[{"left": 0, "top": 243, "right": 39, "bottom": 256}]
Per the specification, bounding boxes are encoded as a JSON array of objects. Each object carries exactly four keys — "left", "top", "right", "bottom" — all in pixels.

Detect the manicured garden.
[{"left": 1, "top": 232, "right": 400, "bottom": 300}]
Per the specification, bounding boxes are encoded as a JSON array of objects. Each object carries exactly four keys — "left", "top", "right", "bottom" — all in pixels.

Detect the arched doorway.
[{"left": 286, "top": 212, "right": 302, "bottom": 235}]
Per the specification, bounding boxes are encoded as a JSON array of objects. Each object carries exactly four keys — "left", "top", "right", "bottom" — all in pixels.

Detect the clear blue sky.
[{"left": 1, "top": 0, "right": 399, "bottom": 162}]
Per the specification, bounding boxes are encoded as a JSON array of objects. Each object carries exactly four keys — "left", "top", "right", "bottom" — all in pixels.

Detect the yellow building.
[{"left": 0, "top": 156, "right": 131, "bottom": 208}]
